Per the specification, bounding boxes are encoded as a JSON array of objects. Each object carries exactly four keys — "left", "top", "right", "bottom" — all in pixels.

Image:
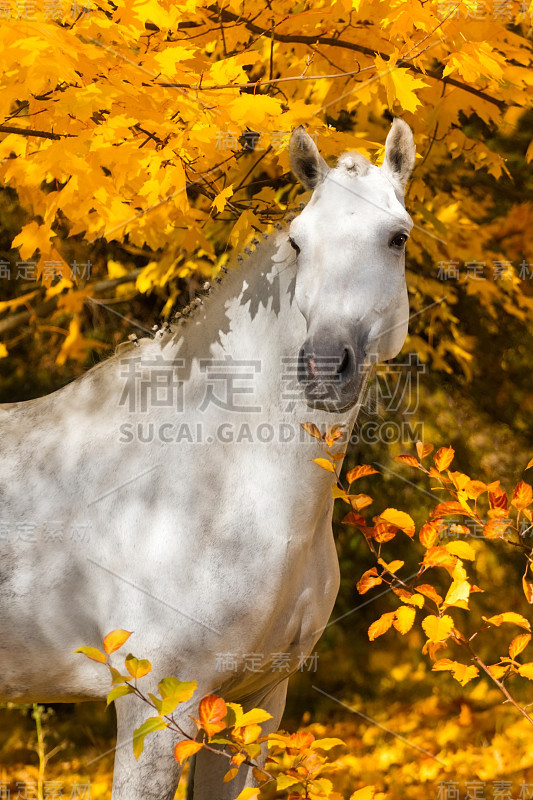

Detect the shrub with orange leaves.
[{"left": 308, "top": 424, "right": 533, "bottom": 728}]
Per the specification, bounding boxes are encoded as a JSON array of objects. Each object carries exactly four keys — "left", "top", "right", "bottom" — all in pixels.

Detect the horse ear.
[
  {"left": 381, "top": 118, "right": 415, "bottom": 191},
  {"left": 289, "top": 126, "right": 329, "bottom": 190}
]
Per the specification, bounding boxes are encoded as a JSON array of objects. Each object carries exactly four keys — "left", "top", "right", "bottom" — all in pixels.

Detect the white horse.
[{"left": 0, "top": 119, "right": 415, "bottom": 799}]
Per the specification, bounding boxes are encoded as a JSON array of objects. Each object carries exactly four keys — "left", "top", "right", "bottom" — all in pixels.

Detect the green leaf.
[
  {"left": 158, "top": 677, "right": 197, "bottom": 703},
  {"left": 125, "top": 654, "right": 152, "bottom": 679},
  {"left": 133, "top": 717, "right": 167, "bottom": 759},
  {"left": 148, "top": 692, "right": 183, "bottom": 716},
  {"left": 208, "top": 736, "right": 236, "bottom": 747},
  {"left": 148, "top": 693, "right": 163, "bottom": 714},
  {"left": 107, "top": 685, "right": 135, "bottom": 706},
  {"left": 277, "top": 774, "right": 301, "bottom": 790},
  {"left": 245, "top": 742, "right": 261, "bottom": 760},
  {"left": 109, "top": 666, "right": 131, "bottom": 685}
]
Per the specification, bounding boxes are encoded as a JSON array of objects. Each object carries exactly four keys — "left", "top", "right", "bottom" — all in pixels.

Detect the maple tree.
[{"left": 0, "top": 0, "right": 531, "bottom": 379}]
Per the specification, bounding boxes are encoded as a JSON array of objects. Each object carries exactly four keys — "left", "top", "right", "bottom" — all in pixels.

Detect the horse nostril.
[{"left": 336, "top": 348, "right": 350, "bottom": 375}]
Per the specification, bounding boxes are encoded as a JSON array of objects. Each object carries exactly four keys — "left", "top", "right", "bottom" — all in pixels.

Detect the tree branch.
[
  {"left": 0, "top": 125, "right": 63, "bottom": 140},
  {"left": 199, "top": 5, "right": 506, "bottom": 110},
  {"left": 0, "top": 269, "right": 143, "bottom": 336}
]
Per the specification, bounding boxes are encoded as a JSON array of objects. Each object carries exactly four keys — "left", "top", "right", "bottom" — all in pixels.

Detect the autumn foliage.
[
  {"left": 0, "top": 0, "right": 531, "bottom": 375},
  {"left": 1, "top": 1, "right": 533, "bottom": 797},
  {"left": 309, "top": 424, "right": 533, "bottom": 728},
  {"left": 76, "top": 630, "right": 357, "bottom": 800}
]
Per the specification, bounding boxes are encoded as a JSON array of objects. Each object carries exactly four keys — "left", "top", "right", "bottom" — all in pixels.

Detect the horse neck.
[{"left": 157, "top": 229, "right": 307, "bottom": 418}]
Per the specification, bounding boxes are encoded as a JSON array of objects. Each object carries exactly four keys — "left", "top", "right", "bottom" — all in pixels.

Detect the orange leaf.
[
  {"left": 379, "top": 508, "right": 415, "bottom": 537},
  {"left": 74, "top": 646, "right": 106, "bottom": 664},
  {"left": 464, "top": 480, "right": 487, "bottom": 500},
  {"left": 125, "top": 654, "right": 152, "bottom": 679},
  {"left": 416, "top": 584, "right": 443, "bottom": 606},
  {"left": 432, "top": 659, "right": 478, "bottom": 686},
  {"left": 325, "top": 424, "right": 344, "bottom": 445},
  {"left": 234, "top": 723, "right": 262, "bottom": 744},
  {"left": 392, "top": 587, "right": 424, "bottom": 607},
  {"left": 372, "top": 520, "right": 398, "bottom": 542},
  {"left": 510, "top": 634, "right": 531, "bottom": 660},
  {"left": 483, "top": 519, "right": 509, "bottom": 539},
  {"left": 301, "top": 422, "right": 321, "bottom": 440},
  {"left": 523, "top": 573, "right": 533, "bottom": 604},
  {"left": 518, "top": 663, "right": 533, "bottom": 680},
  {"left": 489, "top": 487, "right": 508, "bottom": 511},
  {"left": 485, "top": 612, "right": 531, "bottom": 631},
  {"left": 346, "top": 465, "right": 378, "bottom": 483},
  {"left": 512, "top": 480, "right": 533, "bottom": 511},
  {"left": 345, "top": 493, "right": 373, "bottom": 511},
  {"left": 422, "top": 614, "right": 454, "bottom": 643},
  {"left": 393, "top": 454, "right": 421, "bottom": 469},
  {"left": 393, "top": 606, "right": 416, "bottom": 634},
  {"left": 223, "top": 768, "right": 239, "bottom": 783},
  {"left": 434, "top": 446, "right": 455, "bottom": 472},
  {"left": 487, "top": 663, "right": 509, "bottom": 680},
  {"left": 368, "top": 612, "right": 395, "bottom": 641},
  {"left": 283, "top": 731, "right": 315, "bottom": 752},
  {"left": 199, "top": 694, "right": 227, "bottom": 737},
  {"left": 312, "top": 458, "right": 335, "bottom": 472},
  {"left": 419, "top": 520, "right": 442, "bottom": 548},
  {"left": 103, "top": 629, "right": 133, "bottom": 655},
  {"left": 422, "top": 546, "right": 457, "bottom": 572},
  {"left": 342, "top": 511, "right": 367, "bottom": 527},
  {"left": 444, "top": 540, "right": 475, "bottom": 560},
  {"left": 432, "top": 501, "right": 474, "bottom": 519},
  {"left": 448, "top": 471, "right": 470, "bottom": 491},
  {"left": 174, "top": 740, "right": 203, "bottom": 764},
  {"left": 379, "top": 559, "right": 404, "bottom": 574},
  {"left": 357, "top": 567, "right": 382, "bottom": 595},
  {"left": 526, "top": 458, "right": 533, "bottom": 470},
  {"left": 416, "top": 441, "right": 434, "bottom": 460}
]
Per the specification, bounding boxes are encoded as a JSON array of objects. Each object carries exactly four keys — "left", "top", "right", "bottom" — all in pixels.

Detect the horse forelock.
[{"left": 336, "top": 150, "right": 372, "bottom": 177}]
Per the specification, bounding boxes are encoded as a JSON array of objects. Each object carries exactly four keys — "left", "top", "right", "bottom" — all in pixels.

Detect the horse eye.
[
  {"left": 390, "top": 233, "right": 408, "bottom": 248},
  {"left": 289, "top": 237, "right": 301, "bottom": 256}
]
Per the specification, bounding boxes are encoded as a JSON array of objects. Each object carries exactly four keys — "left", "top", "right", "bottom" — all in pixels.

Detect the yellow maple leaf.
[
  {"left": 56, "top": 317, "right": 106, "bottom": 366},
  {"left": 12, "top": 220, "right": 54, "bottom": 261},
  {"left": 375, "top": 52, "right": 428, "bottom": 113},
  {"left": 228, "top": 94, "right": 282, "bottom": 125},
  {"left": 212, "top": 184, "right": 234, "bottom": 214}
]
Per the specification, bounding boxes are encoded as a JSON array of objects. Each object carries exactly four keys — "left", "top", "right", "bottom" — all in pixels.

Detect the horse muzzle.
[{"left": 297, "top": 338, "right": 367, "bottom": 412}]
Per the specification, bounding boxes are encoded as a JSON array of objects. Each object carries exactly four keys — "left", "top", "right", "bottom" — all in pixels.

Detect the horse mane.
[
  {"left": 336, "top": 151, "right": 372, "bottom": 177},
  {"left": 135, "top": 201, "right": 305, "bottom": 346}
]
